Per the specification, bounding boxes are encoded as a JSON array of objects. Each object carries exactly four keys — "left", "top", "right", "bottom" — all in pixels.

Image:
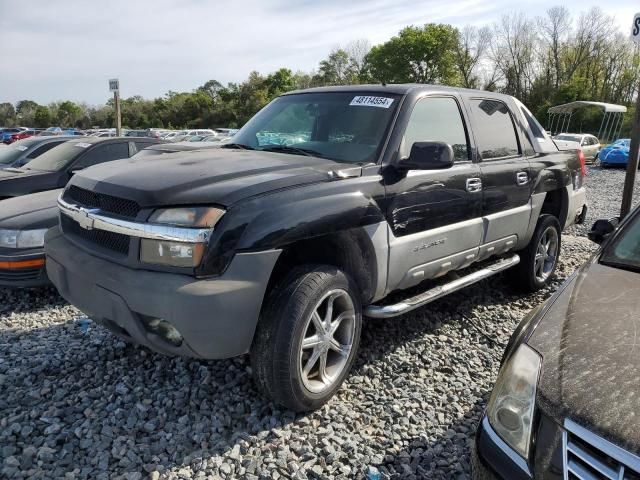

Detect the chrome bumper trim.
[{"left": 57, "top": 195, "right": 212, "bottom": 244}]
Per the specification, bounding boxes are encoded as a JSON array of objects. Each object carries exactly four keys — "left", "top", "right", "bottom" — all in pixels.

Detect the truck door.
[
  {"left": 466, "top": 98, "right": 532, "bottom": 255},
  {"left": 384, "top": 95, "right": 483, "bottom": 293}
]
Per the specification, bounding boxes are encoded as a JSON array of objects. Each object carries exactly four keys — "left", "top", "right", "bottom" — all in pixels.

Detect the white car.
[{"left": 554, "top": 133, "right": 601, "bottom": 161}]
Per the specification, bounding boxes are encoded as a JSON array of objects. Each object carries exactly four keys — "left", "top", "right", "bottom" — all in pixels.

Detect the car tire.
[
  {"left": 510, "top": 214, "right": 561, "bottom": 292},
  {"left": 250, "top": 265, "right": 362, "bottom": 412}
]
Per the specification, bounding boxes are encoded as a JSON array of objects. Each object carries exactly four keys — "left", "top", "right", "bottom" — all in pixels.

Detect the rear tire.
[
  {"left": 510, "top": 215, "right": 561, "bottom": 292},
  {"left": 250, "top": 265, "right": 362, "bottom": 411}
]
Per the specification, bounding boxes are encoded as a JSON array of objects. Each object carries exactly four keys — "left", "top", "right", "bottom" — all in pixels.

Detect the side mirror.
[
  {"left": 588, "top": 217, "right": 619, "bottom": 244},
  {"left": 399, "top": 142, "right": 454, "bottom": 171}
]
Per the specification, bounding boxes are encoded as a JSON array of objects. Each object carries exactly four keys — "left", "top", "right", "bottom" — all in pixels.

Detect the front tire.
[
  {"left": 251, "top": 265, "right": 362, "bottom": 411},
  {"left": 510, "top": 215, "right": 561, "bottom": 292}
]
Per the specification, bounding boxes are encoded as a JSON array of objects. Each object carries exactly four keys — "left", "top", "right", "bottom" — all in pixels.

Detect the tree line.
[{"left": 1, "top": 6, "right": 638, "bottom": 136}]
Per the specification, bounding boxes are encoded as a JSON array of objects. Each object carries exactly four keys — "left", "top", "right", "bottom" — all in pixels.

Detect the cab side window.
[
  {"left": 470, "top": 99, "right": 520, "bottom": 160},
  {"left": 74, "top": 142, "right": 129, "bottom": 169},
  {"left": 400, "top": 97, "right": 470, "bottom": 161}
]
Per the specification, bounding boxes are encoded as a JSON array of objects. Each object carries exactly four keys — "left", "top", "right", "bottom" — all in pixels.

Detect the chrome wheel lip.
[
  {"left": 534, "top": 226, "right": 559, "bottom": 282},
  {"left": 298, "top": 288, "right": 356, "bottom": 394}
]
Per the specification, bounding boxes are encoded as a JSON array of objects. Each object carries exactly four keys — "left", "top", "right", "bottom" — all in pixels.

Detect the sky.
[{"left": 0, "top": 0, "right": 637, "bottom": 106}]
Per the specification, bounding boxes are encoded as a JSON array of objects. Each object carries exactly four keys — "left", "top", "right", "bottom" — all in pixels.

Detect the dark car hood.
[
  {"left": 0, "top": 189, "right": 62, "bottom": 229},
  {"left": 69, "top": 149, "right": 359, "bottom": 208},
  {"left": 529, "top": 261, "right": 640, "bottom": 452}
]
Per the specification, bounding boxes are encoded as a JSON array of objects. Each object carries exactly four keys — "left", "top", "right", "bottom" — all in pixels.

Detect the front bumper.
[
  {"left": 474, "top": 413, "right": 566, "bottom": 480},
  {"left": 45, "top": 226, "right": 281, "bottom": 359},
  {"left": 0, "top": 250, "right": 48, "bottom": 288}
]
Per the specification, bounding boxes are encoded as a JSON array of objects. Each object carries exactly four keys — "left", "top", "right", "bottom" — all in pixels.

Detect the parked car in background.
[
  {"left": 3, "top": 129, "right": 36, "bottom": 144},
  {"left": 170, "top": 129, "right": 215, "bottom": 142},
  {"left": 37, "top": 127, "right": 64, "bottom": 136},
  {"left": 474, "top": 206, "right": 640, "bottom": 480},
  {"left": 45, "top": 85, "right": 587, "bottom": 411},
  {"left": 1, "top": 127, "right": 28, "bottom": 143},
  {"left": 124, "top": 129, "right": 149, "bottom": 138},
  {"left": 0, "top": 137, "right": 161, "bottom": 199},
  {"left": 553, "top": 133, "right": 600, "bottom": 161},
  {"left": 0, "top": 137, "right": 73, "bottom": 170},
  {"left": 160, "top": 131, "right": 179, "bottom": 141},
  {"left": 0, "top": 141, "right": 216, "bottom": 288},
  {"left": 598, "top": 138, "right": 635, "bottom": 167}
]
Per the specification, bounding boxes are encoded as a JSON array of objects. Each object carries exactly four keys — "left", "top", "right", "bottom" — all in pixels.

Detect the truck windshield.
[
  {"left": 21, "top": 141, "right": 86, "bottom": 171},
  {"left": 601, "top": 213, "right": 640, "bottom": 273},
  {"left": 229, "top": 92, "right": 401, "bottom": 164}
]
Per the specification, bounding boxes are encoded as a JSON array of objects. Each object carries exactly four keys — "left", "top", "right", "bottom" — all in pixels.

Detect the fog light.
[{"left": 141, "top": 316, "right": 183, "bottom": 346}]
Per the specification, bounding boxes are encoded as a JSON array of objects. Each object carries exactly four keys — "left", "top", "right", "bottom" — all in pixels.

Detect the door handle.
[
  {"left": 516, "top": 171, "right": 529, "bottom": 186},
  {"left": 466, "top": 177, "right": 482, "bottom": 193}
]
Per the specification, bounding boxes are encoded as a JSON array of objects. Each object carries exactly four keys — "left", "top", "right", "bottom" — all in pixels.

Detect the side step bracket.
[{"left": 364, "top": 254, "right": 520, "bottom": 319}]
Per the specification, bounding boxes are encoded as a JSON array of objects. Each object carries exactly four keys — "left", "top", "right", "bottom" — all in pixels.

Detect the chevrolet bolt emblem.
[{"left": 77, "top": 208, "right": 96, "bottom": 230}]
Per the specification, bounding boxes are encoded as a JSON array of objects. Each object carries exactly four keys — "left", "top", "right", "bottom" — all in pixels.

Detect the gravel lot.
[{"left": 0, "top": 166, "right": 637, "bottom": 480}]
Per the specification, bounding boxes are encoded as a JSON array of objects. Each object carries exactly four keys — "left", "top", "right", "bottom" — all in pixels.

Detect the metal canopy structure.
[{"left": 547, "top": 101, "right": 628, "bottom": 143}]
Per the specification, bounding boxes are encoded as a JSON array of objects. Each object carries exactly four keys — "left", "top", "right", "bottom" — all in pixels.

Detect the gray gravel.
[{"left": 0, "top": 165, "right": 636, "bottom": 479}]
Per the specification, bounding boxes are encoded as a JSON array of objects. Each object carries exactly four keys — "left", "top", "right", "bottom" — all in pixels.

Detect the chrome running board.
[{"left": 364, "top": 254, "right": 520, "bottom": 319}]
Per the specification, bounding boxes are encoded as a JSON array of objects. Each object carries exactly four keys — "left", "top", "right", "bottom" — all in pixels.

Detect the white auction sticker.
[
  {"left": 15, "top": 145, "right": 28, "bottom": 151},
  {"left": 75, "top": 142, "right": 92, "bottom": 148},
  {"left": 350, "top": 96, "right": 394, "bottom": 108}
]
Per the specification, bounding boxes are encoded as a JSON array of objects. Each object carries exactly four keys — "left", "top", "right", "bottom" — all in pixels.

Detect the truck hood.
[
  {"left": 0, "top": 189, "right": 61, "bottom": 230},
  {"left": 69, "top": 149, "right": 360, "bottom": 208},
  {"left": 0, "top": 168, "right": 57, "bottom": 197},
  {"left": 529, "top": 261, "right": 640, "bottom": 453}
]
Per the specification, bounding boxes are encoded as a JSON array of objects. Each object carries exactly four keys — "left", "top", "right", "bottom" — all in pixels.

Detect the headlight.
[
  {"left": 487, "top": 344, "right": 541, "bottom": 459},
  {"left": 0, "top": 229, "right": 48, "bottom": 249},
  {"left": 149, "top": 207, "right": 224, "bottom": 228},
  {"left": 140, "top": 207, "right": 224, "bottom": 267}
]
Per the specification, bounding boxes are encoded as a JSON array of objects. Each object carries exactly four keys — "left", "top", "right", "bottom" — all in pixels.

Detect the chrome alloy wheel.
[
  {"left": 298, "top": 289, "right": 356, "bottom": 394},
  {"left": 534, "top": 226, "right": 559, "bottom": 282}
]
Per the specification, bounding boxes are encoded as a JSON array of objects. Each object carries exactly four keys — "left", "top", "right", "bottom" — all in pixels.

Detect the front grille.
[
  {"left": 564, "top": 419, "right": 640, "bottom": 480},
  {"left": 61, "top": 214, "right": 130, "bottom": 256},
  {"left": 0, "top": 267, "right": 43, "bottom": 282},
  {"left": 65, "top": 186, "right": 140, "bottom": 219}
]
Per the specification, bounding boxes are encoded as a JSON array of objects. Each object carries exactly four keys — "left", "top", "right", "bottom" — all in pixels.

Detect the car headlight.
[
  {"left": 487, "top": 344, "right": 541, "bottom": 459},
  {"left": 0, "top": 228, "right": 48, "bottom": 249},
  {"left": 140, "top": 207, "right": 224, "bottom": 267}
]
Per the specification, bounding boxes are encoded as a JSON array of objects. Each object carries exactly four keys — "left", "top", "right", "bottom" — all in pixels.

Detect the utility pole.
[
  {"left": 109, "top": 78, "right": 122, "bottom": 136},
  {"left": 621, "top": 13, "right": 640, "bottom": 218}
]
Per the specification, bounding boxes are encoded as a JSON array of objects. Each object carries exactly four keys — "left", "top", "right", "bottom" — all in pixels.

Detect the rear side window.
[
  {"left": 401, "top": 96, "right": 470, "bottom": 161},
  {"left": 74, "top": 142, "right": 130, "bottom": 168},
  {"left": 470, "top": 99, "right": 520, "bottom": 160},
  {"left": 520, "top": 106, "right": 546, "bottom": 139}
]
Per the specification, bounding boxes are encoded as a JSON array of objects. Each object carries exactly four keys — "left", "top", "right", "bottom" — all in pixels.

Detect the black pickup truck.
[{"left": 45, "top": 85, "right": 587, "bottom": 411}]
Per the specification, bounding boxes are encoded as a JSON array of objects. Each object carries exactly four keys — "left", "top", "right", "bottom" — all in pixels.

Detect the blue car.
[{"left": 599, "top": 138, "right": 635, "bottom": 167}]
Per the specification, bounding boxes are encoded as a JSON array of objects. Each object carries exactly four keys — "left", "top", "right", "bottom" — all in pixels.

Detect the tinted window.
[
  {"left": 74, "top": 142, "right": 129, "bottom": 168},
  {"left": 23, "top": 141, "right": 89, "bottom": 171},
  {"left": 401, "top": 97, "right": 469, "bottom": 161},
  {"left": 470, "top": 99, "right": 520, "bottom": 159},
  {"left": 134, "top": 141, "right": 155, "bottom": 153},
  {"left": 26, "top": 141, "right": 65, "bottom": 159},
  {"left": 520, "top": 106, "right": 546, "bottom": 139}
]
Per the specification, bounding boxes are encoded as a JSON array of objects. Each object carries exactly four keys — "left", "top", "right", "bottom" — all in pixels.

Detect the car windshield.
[
  {"left": 22, "top": 141, "right": 87, "bottom": 171},
  {"left": 0, "top": 144, "right": 30, "bottom": 164},
  {"left": 601, "top": 213, "right": 640, "bottom": 272},
  {"left": 556, "top": 135, "right": 582, "bottom": 143},
  {"left": 229, "top": 92, "right": 401, "bottom": 163}
]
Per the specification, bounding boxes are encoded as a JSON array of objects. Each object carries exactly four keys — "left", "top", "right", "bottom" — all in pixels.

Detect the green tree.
[
  {"left": 365, "top": 24, "right": 461, "bottom": 85},
  {"left": 0, "top": 102, "right": 16, "bottom": 126},
  {"left": 56, "top": 101, "right": 83, "bottom": 127},
  {"left": 33, "top": 106, "right": 52, "bottom": 127},
  {"left": 16, "top": 100, "right": 40, "bottom": 126}
]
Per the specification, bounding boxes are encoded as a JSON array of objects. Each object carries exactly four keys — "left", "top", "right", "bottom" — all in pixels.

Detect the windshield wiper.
[
  {"left": 2, "top": 167, "right": 24, "bottom": 173},
  {"left": 220, "top": 143, "right": 255, "bottom": 150},
  {"left": 260, "top": 145, "right": 326, "bottom": 158}
]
